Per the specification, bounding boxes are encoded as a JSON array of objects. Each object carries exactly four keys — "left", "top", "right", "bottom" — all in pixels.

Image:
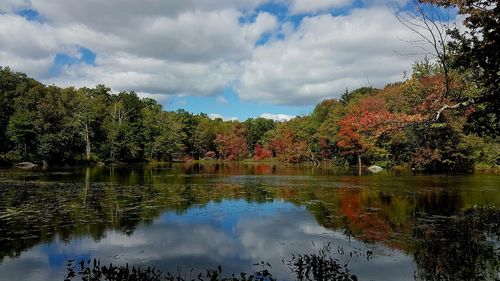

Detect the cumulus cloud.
[
  {"left": 208, "top": 113, "right": 238, "bottom": 121},
  {"left": 237, "top": 7, "right": 421, "bottom": 105},
  {"left": 242, "top": 12, "right": 279, "bottom": 42},
  {"left": 45, "top": 53, "right": 242, "bottom": 96},
  {"left": 0, "top": 0, "right": 428, "bottom": 107},
  {"left": 260, "top": 113, "right": 296, "bottom": 122},
  {"left": 288, "top": 0, "right": 354, "bottom": 14},
  {"left": 0, "top": 1, "right": 276, "bottom": 97},
  {"left": 0, "top": 15, "right": 56, "bottom": 78},
  {"left": 0, "top": 0, "right": 29, "bottom": 13}
]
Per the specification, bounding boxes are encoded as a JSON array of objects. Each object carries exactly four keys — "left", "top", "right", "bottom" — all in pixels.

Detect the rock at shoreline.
[
  {"left": 15, "top": 162, "right": 38, "bottom": 169},
  {"left": 368, "top": 165, "right": 384, "bottom": 173}
]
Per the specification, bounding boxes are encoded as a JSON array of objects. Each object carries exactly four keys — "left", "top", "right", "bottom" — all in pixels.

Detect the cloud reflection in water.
[{"left": 0, "top": 199, "right": 414, "bottom": 281}]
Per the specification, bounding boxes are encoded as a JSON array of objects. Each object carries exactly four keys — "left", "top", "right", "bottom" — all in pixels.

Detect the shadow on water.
[{"left": 0, "top": 164, "right": 499, "bottom": 280}]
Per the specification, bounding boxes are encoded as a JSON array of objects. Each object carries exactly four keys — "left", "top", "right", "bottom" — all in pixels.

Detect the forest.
[{"left": 0, "top": 0, "right": 498, "bottom": 172}]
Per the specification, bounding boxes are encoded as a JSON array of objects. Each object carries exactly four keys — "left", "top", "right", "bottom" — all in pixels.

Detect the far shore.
[{"left": 3, "top": 159, "right": 499, "bottom": 174}]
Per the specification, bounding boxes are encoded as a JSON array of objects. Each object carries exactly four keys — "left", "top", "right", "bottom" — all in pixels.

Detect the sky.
[{"left": 0, "top": 0, "right": 438, "bottom": 121}]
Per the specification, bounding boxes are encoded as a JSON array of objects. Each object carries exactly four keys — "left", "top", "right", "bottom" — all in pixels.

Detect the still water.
[{"left": 0, "top": 163, "right": 498, "bottom": 280}]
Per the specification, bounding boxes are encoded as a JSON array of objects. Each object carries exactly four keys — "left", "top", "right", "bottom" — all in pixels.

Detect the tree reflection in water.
[
  {"left": 413, "top": 207, "right": 500, "bottom": 281},
  {"left": 0, "top": 164, "right": 499, "bottom": 280},
  {"left": 61, "top": 208, "right": 500, "bottom": 281}
]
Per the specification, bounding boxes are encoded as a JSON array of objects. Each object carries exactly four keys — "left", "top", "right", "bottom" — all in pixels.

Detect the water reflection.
[
  {"left": 0, "top": 164, "right": 499, "bottom": 281},
  {"left": 413, "top": 207, "right": 500, "bottom": 280}
]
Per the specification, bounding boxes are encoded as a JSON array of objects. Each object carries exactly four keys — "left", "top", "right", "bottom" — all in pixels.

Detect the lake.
[{"left": 0, "top": 163, "right": 499, "bottom": 281}]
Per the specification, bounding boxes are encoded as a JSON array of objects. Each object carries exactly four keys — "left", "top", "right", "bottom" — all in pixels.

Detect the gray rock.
[
  {"left": 368, "top": 165, "right": 384, "bottom": 173},
  {"left": 15, "top": 162, "right": 38, "bottom": 169}
]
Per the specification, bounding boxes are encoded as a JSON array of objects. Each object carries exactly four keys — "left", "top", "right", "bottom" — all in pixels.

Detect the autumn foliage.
[
  {"left": 1, "top": 59, "right": 496, "bottom": 172},
  {"left": 215, "top": 124, "right": 248, "bottom": 161},
  {"left": 253, "top": 144, "right": 272, "bottom": 161},
  {"left": 269, "top": 130, "right": 310, "bottom": 163},
  {"left": 337, "top": 96, "right": 421, "bottom": 159}
]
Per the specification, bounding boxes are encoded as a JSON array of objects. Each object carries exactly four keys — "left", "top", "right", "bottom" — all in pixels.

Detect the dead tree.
[{"left": 395, "top": 0, "right": 453, "bottom": 98}]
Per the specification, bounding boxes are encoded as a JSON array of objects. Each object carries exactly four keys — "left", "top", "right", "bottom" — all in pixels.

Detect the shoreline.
[{"left": 2, "top": 159, "right": 499, "bottom": 174}]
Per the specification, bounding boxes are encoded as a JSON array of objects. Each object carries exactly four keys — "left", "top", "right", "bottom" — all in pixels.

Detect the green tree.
[
  {"left": 175, "top": 109, "right": 199, "bottom": 159},
  {"left": 422, "top": 0, "right": 499, "bottom": 136},
  {"left": 103, "top": 92, "right": 144, "bottom": 162},
  {"left": 60, "top": 87, "right": 108, "bottom": 161},
  {"left": 312, "top": 99, "right": 345, "bottom": 161},
  {"left": 141, "top": 100, "right": 163, "bottom": 160},
  {"left": 7, "top": 84, "right": 44, "bottom": 159},
  {"left": 192, "top": 114, "right": 217, "bottom": 159},
  {"left": 151, "top": 112, "right": 186, "bottom": 161},
  {"left": 0, "top": 67, "right": 40, "bottom": 155},
  {"left": 243, "top": 118, "right": 276, "bottom": 154}
]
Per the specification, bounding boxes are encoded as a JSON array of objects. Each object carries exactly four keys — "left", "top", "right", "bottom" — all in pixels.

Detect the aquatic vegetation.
[
  {"left": 65, "top": 259, "right": 277, "bottom": 281},
  {"left": 285, "top": 243, "right": 358, "bottom": 281},
  {"left": 64, "top": 244, "right": 360, "bottom": 281}
]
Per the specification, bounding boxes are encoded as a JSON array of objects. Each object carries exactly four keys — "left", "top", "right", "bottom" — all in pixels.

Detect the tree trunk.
[
  {"left": 84, "top": 122, "right": 91, "bottom": 161},
  {"left": 358, "top": 153, "right": 362, "bottom": 176}
]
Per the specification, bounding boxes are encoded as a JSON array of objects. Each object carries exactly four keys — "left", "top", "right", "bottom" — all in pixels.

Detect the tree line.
[
  {"left": 0, "top": 62, "right": 496, "bottom": 172},
  {"left": 0, "top": 0, "right": 498, "bottom": 172},
  {"left": 0, "top": 71, "right": 278, "bottom": 165}
]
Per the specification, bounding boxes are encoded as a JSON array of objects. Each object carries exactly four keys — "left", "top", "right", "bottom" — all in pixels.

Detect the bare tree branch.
[
  {"left": 394, "top": 0, "right": 456, "bottom": 100},
  {"left": 435, "top": 99, "right": 476, "bottom": 121}
]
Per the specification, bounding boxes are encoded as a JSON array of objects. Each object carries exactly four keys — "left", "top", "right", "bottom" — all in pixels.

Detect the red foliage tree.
[
  {"left": 337, "top": 96, "right": 420, "bottom": 173},
  {"left": 215, "top": 124, "right": 248, "bottom": 161},
  {"left": 269, "top": 138, "right": 286, "bottom": 156},
  {"left": 318, "top": 137, "right": 332, "bottom": 161},
  {"left": 269, "top": 130, "right": 311, "bottom": 163},
  {"left": 253, "top": 144, "right": 272, "bottom": 161}
]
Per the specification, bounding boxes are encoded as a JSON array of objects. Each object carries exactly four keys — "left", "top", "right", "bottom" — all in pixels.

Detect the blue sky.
[
  {"left": 0, "top": 0, "right": 446, "bottom": 121},
  {"left": 15, "top": 8, "right": 44, "bottom": 22},
  {"left": 168, "top": 89, "right": 313, "bottom": 121}
]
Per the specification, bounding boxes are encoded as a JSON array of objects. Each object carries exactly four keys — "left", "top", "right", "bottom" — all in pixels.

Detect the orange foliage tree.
[
  {"left": 269, "top": 130, "right": 310, "bottom": 163},
  {"left": 215, "top": 123, "right": 248, "bottom": 161},
  {"left": 253, "top": 144, "right": 272, "bottom": 161},
  {"left": 337, "top": 96, "right": 421, "bottom": 172}
]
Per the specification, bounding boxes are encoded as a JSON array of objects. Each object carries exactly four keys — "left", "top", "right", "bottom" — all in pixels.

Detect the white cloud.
[
  {"left": 288, "top": 0, "right": 354, "bottom": 14},
  {"left": 260, "top": 113, "right": 296, "bottom": 122},
  {"left": 0, "top": 51, "right": 53, "bottom": 79},
  {"left": 242, "top": 12, "right": 279, "bottom": 42},
  {"left": 0, "top": 2, "right": 276, "bottom": 97},
  {"left": 237, "top": 7, "right": 422, "bottom": 105},
  {"left": 23, "top": 0, "right": 270, "bottom": 29},
  {"left": 136, "top": 92, "right": 172, "bottom": 105},
  {"left": 208, "top": 113, "right": 238, "bottom": 121},
  {"left": 0, "top": 1, "right": 429, "bottom": 108},
  {"left": 216, "top": 96, "right": 228, "bottom": 104},
  {"left": 0, "top": 15, "right": 56, "bottom": 78},
  {"left": 44, "top": 53, "right": 242, "bottom": 96},
  {"left": 0, "top": 0, "right": 29, "bottom": 13}
]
